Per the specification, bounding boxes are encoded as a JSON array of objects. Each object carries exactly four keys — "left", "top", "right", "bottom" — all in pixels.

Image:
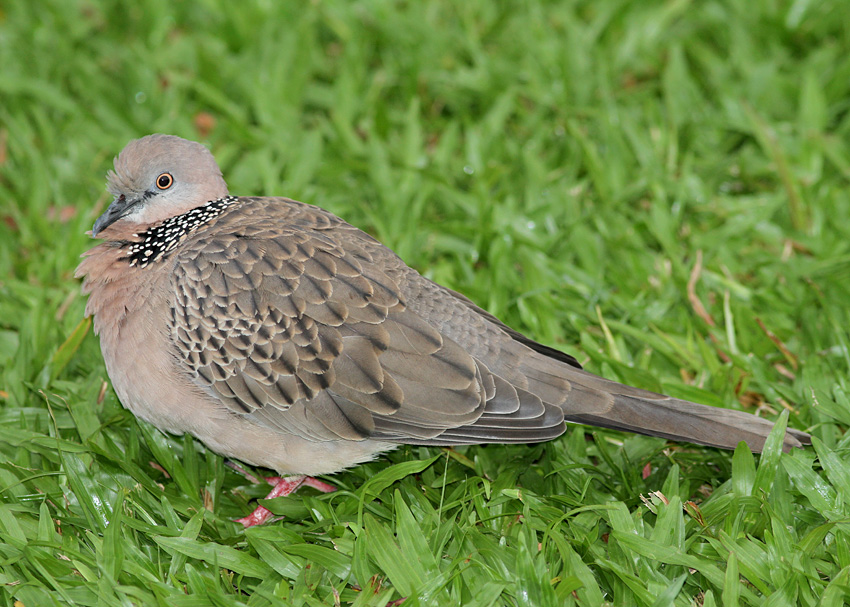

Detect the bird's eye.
[{"left": 156, "top": 173, "right": 174, "bottom": 190}]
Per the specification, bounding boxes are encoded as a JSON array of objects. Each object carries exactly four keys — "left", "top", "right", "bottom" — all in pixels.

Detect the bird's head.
[{"left": 92, "top": 134, "right": 228, "bottom": 236}]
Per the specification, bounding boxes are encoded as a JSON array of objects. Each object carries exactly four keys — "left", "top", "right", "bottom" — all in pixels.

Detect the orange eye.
[{"left": 156, "top": 173, "right": 174, "bottom": 190}]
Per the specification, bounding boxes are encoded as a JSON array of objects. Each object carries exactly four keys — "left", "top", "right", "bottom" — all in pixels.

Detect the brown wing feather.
[{"left": 168, "top": 197, "right": 564, "bottom": 444}]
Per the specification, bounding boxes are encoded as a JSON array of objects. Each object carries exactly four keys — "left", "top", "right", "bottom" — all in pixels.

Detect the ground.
[{"left": 0, "top": 0, "right": 848, "bottom": 605}]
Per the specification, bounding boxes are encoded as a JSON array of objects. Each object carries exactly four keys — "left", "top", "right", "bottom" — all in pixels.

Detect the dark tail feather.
[{"left": 564, "top": 393, "right": 811, "bottom": 453}]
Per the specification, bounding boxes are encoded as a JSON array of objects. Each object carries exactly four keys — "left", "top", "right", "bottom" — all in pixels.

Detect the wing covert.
[{"left": 168, "top": 198, "right": 563, "bottom": 445}]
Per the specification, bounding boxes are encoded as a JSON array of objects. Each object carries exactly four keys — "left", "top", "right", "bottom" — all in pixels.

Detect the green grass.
[{"left": 1, "top": 0, "right": 849, "bottom": 604}]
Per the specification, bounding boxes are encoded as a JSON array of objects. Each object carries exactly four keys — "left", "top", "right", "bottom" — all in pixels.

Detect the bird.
[{"left": 76, "top": 134, "right": 811, "bottom": 526}]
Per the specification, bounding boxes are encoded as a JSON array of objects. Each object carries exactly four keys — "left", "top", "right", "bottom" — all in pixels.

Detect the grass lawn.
[{"left": 1, "top": 0, "right": 849, "bottom": 604}]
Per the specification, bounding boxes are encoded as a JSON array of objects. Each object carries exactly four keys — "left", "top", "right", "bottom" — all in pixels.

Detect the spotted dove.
[{"left": 76, "top": 135, "right": 811, "bottom": 525}]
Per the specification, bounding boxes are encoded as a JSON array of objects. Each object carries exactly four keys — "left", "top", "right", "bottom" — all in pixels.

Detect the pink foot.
[{"left": 236, "top": 475, "right": 336, "bottom": 527}]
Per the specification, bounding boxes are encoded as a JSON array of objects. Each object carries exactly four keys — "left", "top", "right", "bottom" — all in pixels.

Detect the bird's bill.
[{"left": 92, "top": 194, "right": 140, "bottom": 237}]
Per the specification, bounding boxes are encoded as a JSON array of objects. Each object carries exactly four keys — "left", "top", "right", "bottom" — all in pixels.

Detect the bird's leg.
[
  {"left": 236, "top": 476, "right": 305, "bottom": 527},
  {"left": 299, "top": 476, "right": 338, "bottom": 493},
  {"left": 235, "top": 474, "right": 336, "bottom": 528}
]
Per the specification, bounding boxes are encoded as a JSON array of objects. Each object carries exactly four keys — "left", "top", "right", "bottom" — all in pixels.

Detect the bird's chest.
[{"left": 95, "top": 270, "right": 200, "bottom": 433}]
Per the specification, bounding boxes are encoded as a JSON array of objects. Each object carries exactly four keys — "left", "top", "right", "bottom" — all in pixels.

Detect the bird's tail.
[{"left": 555, "top": 368, "right": 811, "bottom": 453}]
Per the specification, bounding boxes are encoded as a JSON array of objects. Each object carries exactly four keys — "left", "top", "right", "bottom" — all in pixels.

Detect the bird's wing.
[{"left": 169, "top": 197, "right": 565, "bottom": 444}]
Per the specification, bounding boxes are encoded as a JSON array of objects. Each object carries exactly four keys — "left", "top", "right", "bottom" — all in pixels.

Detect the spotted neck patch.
[{"left": 124, "top": 196, "right": 239, "bottom": 268}]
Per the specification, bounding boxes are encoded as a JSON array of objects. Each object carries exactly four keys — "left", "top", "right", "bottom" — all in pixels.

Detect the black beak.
[{"left": 92, "top": 194, "right": 138, "bottom": 237}]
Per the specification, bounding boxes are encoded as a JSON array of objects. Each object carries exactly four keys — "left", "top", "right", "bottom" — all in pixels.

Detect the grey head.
[{"left": 92, "top": 134, "right": 229, "bottom": 236}]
